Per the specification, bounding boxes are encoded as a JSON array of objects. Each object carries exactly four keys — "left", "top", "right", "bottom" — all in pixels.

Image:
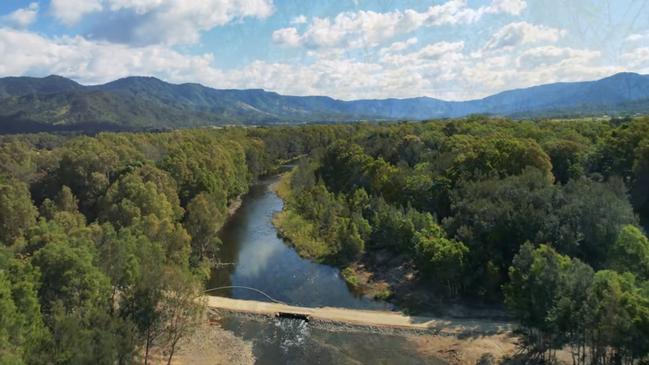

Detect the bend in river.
[
  {"left": 207, "top": 173, "right": 389, "bottom": 310},
  {"left": 206, "top": 173, "right": 445, "bottom": 364}
]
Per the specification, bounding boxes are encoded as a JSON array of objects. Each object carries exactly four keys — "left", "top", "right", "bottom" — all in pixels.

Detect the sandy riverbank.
[{"left": 148, "top": 315, "right": 255, "bottom": 365}]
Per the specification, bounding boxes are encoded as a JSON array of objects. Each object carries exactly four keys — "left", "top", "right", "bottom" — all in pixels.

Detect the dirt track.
[{"left": 206, "top": 296, "right": 512, "bottom": 336}]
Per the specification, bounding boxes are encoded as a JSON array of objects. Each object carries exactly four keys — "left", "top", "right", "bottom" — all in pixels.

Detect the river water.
[{"left": 207, "top": 175, "right": 444, "bottom": 364}]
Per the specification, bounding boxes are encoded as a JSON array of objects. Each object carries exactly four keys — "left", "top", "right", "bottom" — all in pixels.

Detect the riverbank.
[
  {"left": 227, "top": 196, "right": 243, "bottom": 217},
  {"left": 209, "top": 170, "right": 523, "bottom": 364},
  {"left": 271, "top": 170, "right": 416, "bottom": 303},
  {"left": 148, "top": 313, "right": 255, "bottom": 365},
  {"left": 271, "top": 172, "right": 333, "bottom": 261},
  {"left": 206, "top": 296, "right": 513, "bottom": 333},
  {"left": 206, "top": 296, "right": 520, "bottom": 365},
  {"left": 271, "top": 171, "right": 507, "bottom": 317},
  {"left": 411, "top": 332, "right": 518, "bottom": 364}
]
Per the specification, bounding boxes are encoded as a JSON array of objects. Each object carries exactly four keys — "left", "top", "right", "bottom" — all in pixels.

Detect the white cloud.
[
  {"left": 106, "top": 0, "right": 165, "bottom": 14},
  {"left": 1, "top": 2, "right": 39, "bottom": 28},
  {"left": 483, "top": 22, "right": 566, "bottom": 51},
  {"left": 0, "top": 27, "right": 221, "bottom": 84},
  {"left": 51, "top": 0, "right": 103, "bottom": 25},
  {"left": 272, "top": 27, "right": 302, "bottom": 47},
  {"left": 484, "top": 0, "right": 527, "bottom": 15},
  {"left": 290, "top": 15, "right": 307, "bottom": 25},
  {"left": 379, "top": 37, "right": 418, "bottom": 55},
  {"left": 517, "top": 46, "right": 599, "bottom": 68},
  {"left": 272, "top": 0, "right": 527, "bottom": 49},
  {"left": 625, "top": 32, "right": 649, "bottom": 45},
  {"left": 381, "top": 41, "right": 465, "bottom": 67},
  {"left": 51, "top": 0, "right": 274, "bottom": 46},
  {"left": 621, "top": 47, "right": 649, "bottom": 72},
  {"left": 119, "top": 0, "right": 275, "bottom": 45},
  {"left": 0, "top": 26, "right": 625, "bottom": 102}
]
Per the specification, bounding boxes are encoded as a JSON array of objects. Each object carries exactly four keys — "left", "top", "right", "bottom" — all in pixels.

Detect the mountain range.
[{"left": 1, "top": 72, "right": 648, "bottom": 132}]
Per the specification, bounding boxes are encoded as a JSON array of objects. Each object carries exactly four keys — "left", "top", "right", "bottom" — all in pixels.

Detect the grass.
[
  {"left": 341, "top": 265, "right": 393, "bottom": 300},
  {"left": 341, "top": 267, "right": 361, "bottom": 289},
  {"left": 273, "top": 169, "right": 394, "bottom": 301},
  {"left": 273, "top": 169, "right": 293, "bottom": 200},
  {"left": 272, "top": 170, "right": 332, "bottom": 261},
  {"left": 272, "top": 210, "right": 331, "bottom": 260}
]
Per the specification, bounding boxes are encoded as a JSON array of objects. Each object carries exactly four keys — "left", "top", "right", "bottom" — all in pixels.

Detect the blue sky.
[{"left": 1, "top": 0, "right": 648, "bottom": 100}]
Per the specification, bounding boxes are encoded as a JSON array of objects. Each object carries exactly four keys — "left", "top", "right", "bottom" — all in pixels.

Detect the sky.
[{"left": 0, "top": 0, "right": 648, "bottom": 100}]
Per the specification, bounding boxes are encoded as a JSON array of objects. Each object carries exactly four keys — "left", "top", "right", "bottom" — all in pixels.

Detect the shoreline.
[
  {"left": 226, "top": 195, "right": 243, "bottom": 217},
  {"left": 269, "top": 171, "right": 510, "bottom": 319},
  {"left": 206, "top": 298, "right": 521, "bottom": 365}
]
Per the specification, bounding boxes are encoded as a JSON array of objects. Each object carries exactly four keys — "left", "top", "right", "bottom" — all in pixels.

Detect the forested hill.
[{"left": 1, "top": 72, "right": 649, "bottom": 132}]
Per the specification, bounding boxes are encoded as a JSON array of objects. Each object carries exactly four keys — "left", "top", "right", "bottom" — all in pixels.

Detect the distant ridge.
[{"left": 1, "top": 72, "right": 648, "bottom": 132}]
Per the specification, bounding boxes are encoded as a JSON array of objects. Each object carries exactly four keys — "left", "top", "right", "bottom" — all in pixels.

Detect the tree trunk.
[
  {"left": 144, "top": 328, "right": 151, "bottom": 365},
  {"left": 166, "top": 337, "right": 180, "bottom": 365}
]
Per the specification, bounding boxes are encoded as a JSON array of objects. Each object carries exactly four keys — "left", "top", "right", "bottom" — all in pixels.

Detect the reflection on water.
[
  {"left": 220, "top": 315, "right": 446, "bottom": 365},
  {"left": 208, "top": 175, "right": 389, "bottom": 310},
  {"left": 207, "top": 175, "right": 445, "bottom": 363}
]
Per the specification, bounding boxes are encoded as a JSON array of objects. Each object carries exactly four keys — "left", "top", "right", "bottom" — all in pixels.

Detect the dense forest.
[
  {"left": 274, "top": 117, "right": 649, "bottom": 364},
  {"left": 1, "top": 117, "right": 648, "bottom": 364},
  {"left": 0, "top": 125, "right": 348, "bottom": 364}
]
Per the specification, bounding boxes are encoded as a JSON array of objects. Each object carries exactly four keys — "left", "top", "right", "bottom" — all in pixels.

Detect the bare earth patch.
[
  {"left": 149, "top": 315, "right": 255, "bottom": 365},
  {"left": 411, "top": 332, "right": 518, "bottom": 365}
]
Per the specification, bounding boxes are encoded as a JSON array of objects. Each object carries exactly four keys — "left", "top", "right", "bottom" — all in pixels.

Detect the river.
[{"left": 207, "top": 174, "right": 445, "bottom": 364}]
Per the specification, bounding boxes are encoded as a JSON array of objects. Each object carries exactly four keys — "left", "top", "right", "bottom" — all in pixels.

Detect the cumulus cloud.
[
  {"left": 625, "top": 32, "right": 649, "bottom": 44},
  {"left": 517, "top": 46, "right": 599, "bottom": 68},
  {"left": 485, "top": 0, "right": 527, "bottom": 15},
  {"left": 51, "top": 0, "right": 103, "bottom": 25},
  {"left": 272, "top": 27, "right": 302, "bottom": 47},
  {"left": 379, "top": 37, "right": 418, "bottom": 55},
  {"left": 0, "top": 25, "right": 624, "bottom": 101},
  {"left": 272, "top": 0, "right": 527, "bottom": 49},
  {"left": 0, "top": 27, "right": 221, "bottom": 84},
  {"left": 1, "top": 2, "right": 39, "bottom": 28},
  {"left": 290, "top": 15, "right": 307, "bottom": 25},
  {"left": 621, "top": 47, "right": 649, "bottom": 72},
  {"left": 51, "top": 0, "right": 274, "bottom": 46},
  {"left": 381, "top": 41, "right": 465, "bottom": 67},
  {"left": 483, "top": 22, "right": 566, "bottom": 51}
]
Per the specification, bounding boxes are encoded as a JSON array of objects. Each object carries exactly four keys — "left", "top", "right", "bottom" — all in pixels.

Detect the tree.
[
  {"left": 609, "top": 225, "right": 649, "bottom": 279},
  {"left": 118, "top": 231, "right": 167, "bottom": 365},
  {"left": 0, "top": 254, "right": 49, "bottom": 365},
  {"left": 98, "top": 170, "right": 179, "bottom": 228},
  {"left": 0, "top": 271, "right": 24, "bottom": 364},
  {"left": 544, "top": 139, "right": 587, "bottom": 184},
  {"left": 50, "top": 137, "right": 120, "bottom": 217},
  {"left": 159, "top": 269, "right": 204, "bottom": 365},
  {"left": 445, "top": 168, "right": 556, "bottom": 293},
  {"left": 31, "top": 240, "right": 128, "bottom": 364},
  {"left": 184, "top": 192, "right": 225, "bottom": 267},
  {"left": 445, "top": 136, "right": 554, "bottom": 182},
  {"left": 552, "top": 177, "right": 638, "bottom": 266},
  {"left": 505, "top": 243, "right": 574, "bottom": 361},
  {"left": 584, "top": 270, "right": 649, "bottom": 364},
  {"left": 40, "top": 185, "right": 85, "bottom": 224},
  {"left": 413, "top": 226, "right": 468, "bottom": 296},
  {"left": 0, "top": 178, "right": 38, "bottom": 245}
]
